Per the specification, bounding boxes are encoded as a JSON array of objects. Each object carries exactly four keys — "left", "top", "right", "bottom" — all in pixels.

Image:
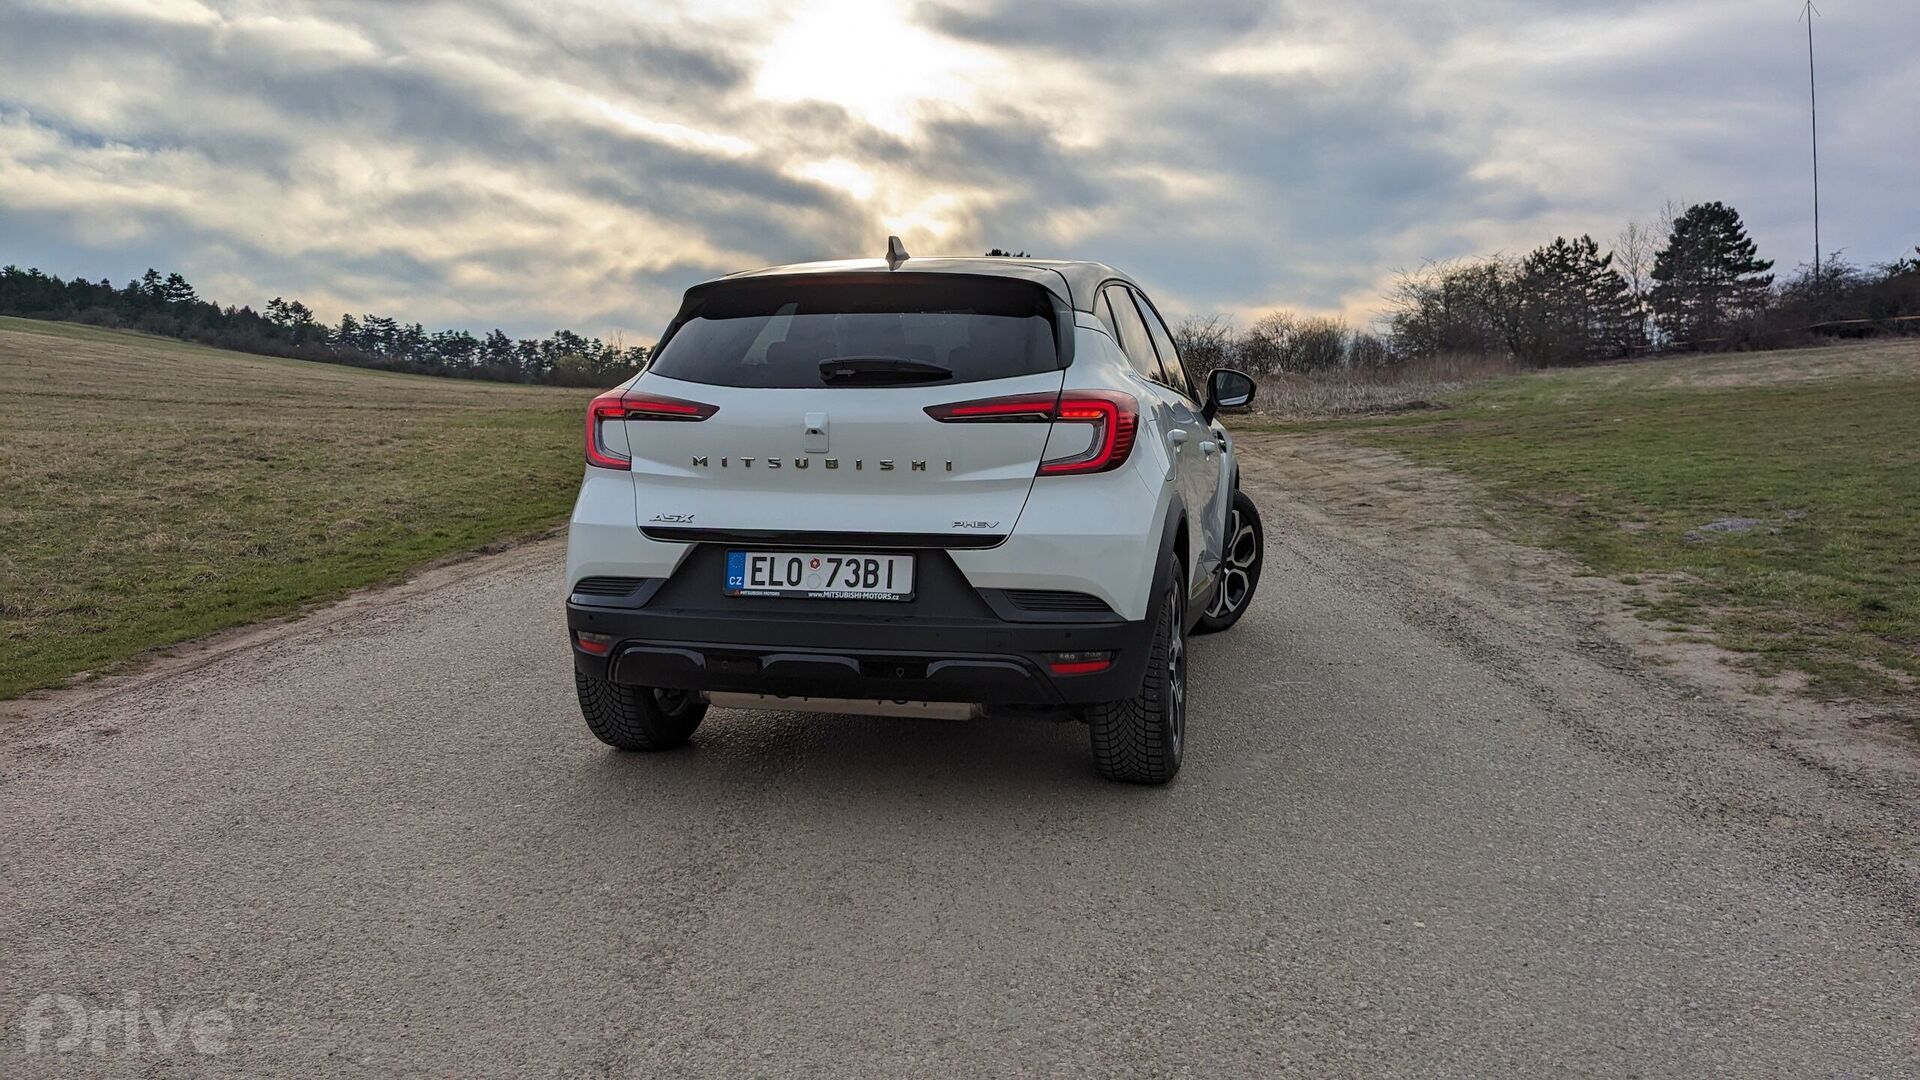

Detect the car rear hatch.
[{"left": 605, "top": 273, "right": 1075, "bottom": 542}]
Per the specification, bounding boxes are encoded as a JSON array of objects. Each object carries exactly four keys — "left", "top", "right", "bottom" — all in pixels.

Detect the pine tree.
[
  {"left": 1509, "top": 235, "right": 1641, "bottom": 365},
  {"left": 160, "top": 272, "right": 197, "bottom": 305},
  {"left": 362, "top": 315, "right": 400, "bottom": 356},
  {"left": 1650, "top": 201, "right": 1774, "bottom": 345},
  {"left": 480, "top": 329, "right": 516, "bottom": 375}
]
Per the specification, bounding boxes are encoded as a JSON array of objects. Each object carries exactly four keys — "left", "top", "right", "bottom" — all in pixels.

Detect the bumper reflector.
[
  {"left": 574, "top": 631, "right": 616, "bottom": 656},
  {"left": 1047, "top": 651, "right": 1114, "bottom": 675}
]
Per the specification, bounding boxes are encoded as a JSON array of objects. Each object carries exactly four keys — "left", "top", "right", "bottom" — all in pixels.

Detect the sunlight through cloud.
[{"left": 752, "top": 0, "right": 1000, "bottom": 135}]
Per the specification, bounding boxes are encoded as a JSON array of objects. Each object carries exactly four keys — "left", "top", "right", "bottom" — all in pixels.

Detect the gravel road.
[{"left": 3, "top": 450, "right": 1917, "bottom": 1077}]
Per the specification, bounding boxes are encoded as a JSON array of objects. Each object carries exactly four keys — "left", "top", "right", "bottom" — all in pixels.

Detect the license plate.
[{"left": 725, "top": 550, "right": 915, "bottom": 601}]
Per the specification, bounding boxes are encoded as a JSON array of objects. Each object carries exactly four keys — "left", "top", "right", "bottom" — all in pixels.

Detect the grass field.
[
  {"left": 1254, "top": 340, "right": 1919, "bottom": 709},
  {"left": 0, "top": 317, "right": 590, "bottom": 699}
]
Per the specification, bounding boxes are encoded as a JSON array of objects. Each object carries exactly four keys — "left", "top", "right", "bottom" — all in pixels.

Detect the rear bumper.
[
  {"left": 565, "top": 548, "right": 1156, "bottom": 707},
  {"left": 570, "top": 621, "right": 1147, "bottom": 706}
]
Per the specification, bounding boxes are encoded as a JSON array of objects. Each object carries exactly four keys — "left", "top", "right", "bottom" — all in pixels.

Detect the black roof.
[{"left": 707, "top": 256, "right": 1140, "bottom": 314}]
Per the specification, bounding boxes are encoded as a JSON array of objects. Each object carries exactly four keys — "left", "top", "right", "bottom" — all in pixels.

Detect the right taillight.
[
  {"left": 924, "top": 390, "right": 1139, "bottom": 475},
  {"left": 586, "top": 388, "right": 718, "bottom": 470},
  {"left": 1041, "top": 391, "right": 1139, "bottom": 475}
]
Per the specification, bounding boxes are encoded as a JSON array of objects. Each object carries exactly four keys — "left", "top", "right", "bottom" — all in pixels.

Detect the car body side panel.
[
  {"left": 1080, "top": 301, "right": 1213, "bottom": 599},
  {"left": 1126, "top": 285, "right": 1226, "bottom": 591}
]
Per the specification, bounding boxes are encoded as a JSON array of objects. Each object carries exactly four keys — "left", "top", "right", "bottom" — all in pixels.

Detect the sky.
[{"left": 2, "top": 0, "right": 1916, "bottom": 341}]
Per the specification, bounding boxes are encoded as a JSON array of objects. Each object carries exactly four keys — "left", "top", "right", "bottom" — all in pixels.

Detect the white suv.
[{"left": 566, "top": 242, "right": 1263, "bottom": 783}]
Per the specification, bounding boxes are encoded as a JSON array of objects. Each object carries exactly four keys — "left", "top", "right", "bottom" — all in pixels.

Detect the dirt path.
[{"left": 1237, "top": 430, "right": 1920, "bottom": 905}]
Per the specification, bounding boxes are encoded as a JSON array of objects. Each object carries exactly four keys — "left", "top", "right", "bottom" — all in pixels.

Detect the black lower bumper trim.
[
  {"left": 607, "top": 640, "right": 1095, "bottom": 705},
  {"left": 571, "top": 612, "right": 1152, "bottom": 706}
]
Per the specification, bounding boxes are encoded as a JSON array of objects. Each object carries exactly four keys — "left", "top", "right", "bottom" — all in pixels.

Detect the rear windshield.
[{"left": 647, "top": 275, "right": 1063, "bottom": 388}]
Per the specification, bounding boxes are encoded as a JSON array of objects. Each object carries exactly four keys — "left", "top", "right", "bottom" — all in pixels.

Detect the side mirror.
[{"left": 1204, "top": 368, "right": 1256, "bottom": 421}]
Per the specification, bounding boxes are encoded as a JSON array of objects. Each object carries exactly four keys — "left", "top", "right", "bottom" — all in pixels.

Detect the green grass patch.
[
  {"left": 0, "top": 316, "right": 593, "bottom": 698},
  {"left": 1252, "top": 340, "right": 1920, "bottom": 705}
]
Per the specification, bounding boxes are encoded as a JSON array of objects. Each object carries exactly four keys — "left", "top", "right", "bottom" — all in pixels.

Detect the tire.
[
  {"left": 1086, "top": 566, "right": 1186, "bottom": 785},
  {"left": 1193, "top": 489, "right": 1263, "bottom": 635},
  {"left": 574, "top": 671, "right": 708, "bottom": 751}
]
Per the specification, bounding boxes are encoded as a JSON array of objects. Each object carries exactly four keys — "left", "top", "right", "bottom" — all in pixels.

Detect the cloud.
[
  {"left": 1, "top": 0, "right": 1916, "bottom": 340},
  {"left": 926, "top": 0, "right": 1273, "bottom": 59}
]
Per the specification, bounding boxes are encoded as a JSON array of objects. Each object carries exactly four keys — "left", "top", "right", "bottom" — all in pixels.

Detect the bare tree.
[
  {"left": 1238, "top": 312, "right": 1294, "bottom": 374},
  {"left": 1289, "top": 316, "right": 1350, "bottom": 372},
  {"left": 1228, "top": 310, "right": 1366, "bottom": 374},
  {"left": 1613, "top": 220, "right": 1656, "bottom": 304},
  {"left": 1385, "top": 258, "right": 1511, "bottom": 360},
  {"left": 1172, "top": 314, "right": 1236, "bottom": 384},
  {"left": 1612, "top": 220, "right": 1659, "bottom": 349},
  {"left": 1657, "top": 198, "right": 1685, "bottom": 241},
  {"left": 1348, "top": 331, "right": 1393, "bottom": 369}
]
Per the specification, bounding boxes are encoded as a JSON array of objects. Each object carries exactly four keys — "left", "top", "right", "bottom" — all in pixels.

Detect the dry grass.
[
  {"left": 1243, "top": 339, "right": 1919, "bottom": 419},
  {"left": 1247, "top": 352, "right": 1518, "bottom": 419},
  {"left": 1242, "top": 337, "right": 1920, "bottom": 716},
  {"left": 1560, "top": 339, "right": 1919, "bottom": 393},
  {"left": 0, "top": 317, "right": 592, "bottom": 698}
]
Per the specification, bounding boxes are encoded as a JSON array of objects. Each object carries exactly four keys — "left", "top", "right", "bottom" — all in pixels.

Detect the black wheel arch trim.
[{"left": 1152, "top": 495, "right": 1198, "bottom": 634}]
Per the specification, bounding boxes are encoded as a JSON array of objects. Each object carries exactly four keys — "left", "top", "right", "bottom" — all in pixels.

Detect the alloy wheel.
[{"left": 1206, "top": 507, "right": 1259, "bottom": 620}]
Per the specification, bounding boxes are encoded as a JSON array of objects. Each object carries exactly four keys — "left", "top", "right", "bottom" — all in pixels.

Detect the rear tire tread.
[
  {"left": 1086, "top": 575, "right": 1181, "bottom": 785},
  {"left": 574, "top": 671, "right": 706, "bottom": 751}
]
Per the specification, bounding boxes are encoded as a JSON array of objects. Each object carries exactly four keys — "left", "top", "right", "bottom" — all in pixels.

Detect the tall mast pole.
[{"left": 1802, "top": 1, "right": 1821, "bottom": 285}]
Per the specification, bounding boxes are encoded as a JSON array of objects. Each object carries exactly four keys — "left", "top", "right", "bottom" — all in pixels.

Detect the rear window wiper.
[{"left": 817, "top": 356, "right": 954, "bottom": 384}]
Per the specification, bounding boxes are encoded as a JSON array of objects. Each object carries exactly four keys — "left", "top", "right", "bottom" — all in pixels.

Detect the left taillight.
[
  {"left": 924, "top": 390, "right": 1139, "bottom": 475},
  {"left": 585, "top": 388, "right": 717, "bottom": 470}
]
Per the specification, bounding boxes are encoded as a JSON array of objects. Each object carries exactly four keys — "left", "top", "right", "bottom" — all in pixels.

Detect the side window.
[
  {"left": 1133, "top": 291, "right": 1197, "bottom": 400},
  {"left": 1101, "top": 285, "right": 1160, "bottom": 381}
]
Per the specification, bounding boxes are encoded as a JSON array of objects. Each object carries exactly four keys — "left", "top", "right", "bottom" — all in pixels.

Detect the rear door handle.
[{"left": 1168, "top": 429, "right": 1190, "bottom": 448}]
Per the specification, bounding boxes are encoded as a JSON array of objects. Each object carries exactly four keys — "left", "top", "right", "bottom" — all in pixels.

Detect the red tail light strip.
[
  {"left": 926, "top": 393, "right": 1061, "bottom": 423},
  {"left": 924, "top": 390, "right": 1139, "bottom": 475},
  {"left": 586, "top": 388, "right": 718, "bottom": 470}
]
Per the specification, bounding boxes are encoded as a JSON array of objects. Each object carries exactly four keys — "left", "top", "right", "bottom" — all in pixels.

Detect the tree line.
[
  {"left": 0, "top": 265, "right": 647, "bottom": 387},
  {"left": 1173, "top": 201, "right": 1920, "bottom": 377},
  {"left": 9, "top": 205, "right": 1917, "bottom": 389}
]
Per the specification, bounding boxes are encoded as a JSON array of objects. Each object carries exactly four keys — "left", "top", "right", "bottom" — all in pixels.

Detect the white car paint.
[{"left": 566, "top": 259, "right": 1238, "bottom": 624}]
